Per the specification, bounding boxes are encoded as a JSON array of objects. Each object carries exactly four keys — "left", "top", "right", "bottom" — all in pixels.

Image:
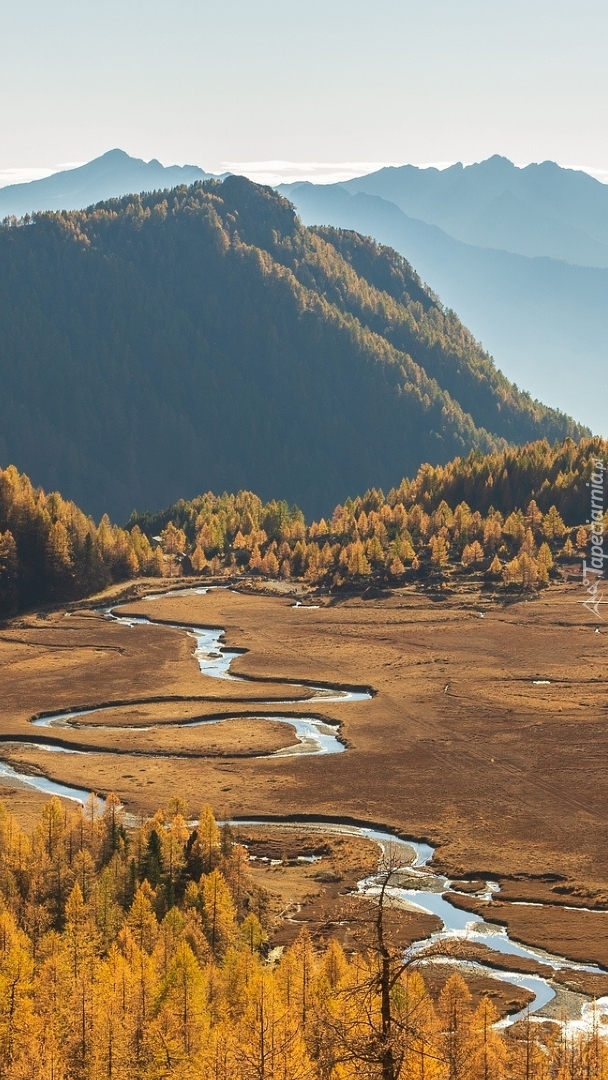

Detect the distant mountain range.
[
  {"left": 0, "top": 178, "right": 584, "bottom": 522},
  {"left": 343, "top": 156, "right": 608, "bottom": 267},
  {"left": 0, "top": 149, "right": 217, "bottom": 218}
]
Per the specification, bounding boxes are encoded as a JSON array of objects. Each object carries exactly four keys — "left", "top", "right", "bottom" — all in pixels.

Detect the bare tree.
[{"left": 312, "top": 849, "right": 453, "bottom": 1080}]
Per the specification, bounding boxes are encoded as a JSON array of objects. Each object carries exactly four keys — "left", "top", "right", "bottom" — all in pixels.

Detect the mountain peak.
[
  {"left": 98, "top": 148, "right": 131, "bottom": 161},
  {"left": 0, "top": 150, "right": 215, "bottom": 219},
  {"left": 477, "top": 154, "right": 515, "bottom": 170}
]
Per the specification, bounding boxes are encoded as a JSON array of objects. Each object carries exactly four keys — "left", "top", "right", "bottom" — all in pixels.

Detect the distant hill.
[
  {"left": 278, "top": 177, "right": 608, "bottom": 435},
  {"left": 0, "top": 149, "right": 216, "bottom": 219},
  {"left": 0, "top": 177, "right": 584, "bottom": 522}
]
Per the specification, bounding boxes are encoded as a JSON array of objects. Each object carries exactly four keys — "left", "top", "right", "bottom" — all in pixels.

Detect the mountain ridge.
[{"left": 342, "top": 155, "right": 608, "bottom": 266}]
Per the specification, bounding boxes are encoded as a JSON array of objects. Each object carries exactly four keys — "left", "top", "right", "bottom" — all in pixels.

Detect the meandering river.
[
  {"left": 27, "top": 589, "right": 368, "bottom": 755},
  {"left": 1, "top": 585, "right": 607, "bottom": 1031}
]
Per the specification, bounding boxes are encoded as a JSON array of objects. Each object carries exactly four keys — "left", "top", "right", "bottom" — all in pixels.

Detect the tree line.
[
  {"left": 131, "top": 436, "right": 606, "bottom": 593},
  {"left": 0, "top": 795, "right": 604, "bottom": 1079},
  {"left": 1, "top": 436, "right": 606, "bottom": 615},
  {"left": 0, "top": 465, "right": 163, "bottom": 613}
]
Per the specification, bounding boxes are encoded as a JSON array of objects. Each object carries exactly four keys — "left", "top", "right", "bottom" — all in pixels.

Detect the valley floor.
[{"left": 1, "top": 578, "right": 607, "bottom": 1009}]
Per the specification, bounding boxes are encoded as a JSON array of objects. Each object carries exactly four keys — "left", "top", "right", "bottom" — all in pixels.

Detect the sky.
[{"left": 2, "top": 0, "right": 608, "bottom": 185}]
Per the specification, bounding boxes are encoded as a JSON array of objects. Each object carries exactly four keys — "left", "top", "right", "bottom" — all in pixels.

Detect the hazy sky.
[{"left": 3, "top": 0, "right": 608, "bottom": 184}]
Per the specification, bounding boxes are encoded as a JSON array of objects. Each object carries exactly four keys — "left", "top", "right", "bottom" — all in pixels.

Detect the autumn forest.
[
  {"left": 0, "top": 796, "right": 604, "bottom": 1080},
  {"left": 0, "top": 436, "right": 605, "bottom": 615}
]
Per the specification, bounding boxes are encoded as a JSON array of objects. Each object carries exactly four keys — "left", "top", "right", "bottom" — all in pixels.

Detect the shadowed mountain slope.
[{"left": 0, "top": 177, "right": 585, "bottom": 521}]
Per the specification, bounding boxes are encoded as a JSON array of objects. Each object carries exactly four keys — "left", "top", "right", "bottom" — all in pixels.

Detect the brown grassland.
[{"left": 1, "top": 578, "right": 607, "bottom": 992}]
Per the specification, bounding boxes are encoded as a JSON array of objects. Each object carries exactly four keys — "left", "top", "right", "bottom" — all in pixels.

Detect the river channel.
[{"left": 1, "top": 585, "right": 607, "bottom": 1031}]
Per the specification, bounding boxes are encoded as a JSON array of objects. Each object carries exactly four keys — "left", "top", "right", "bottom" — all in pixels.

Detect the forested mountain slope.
[{"left": 0, "top": 177, "right": 585, "bottom": 521}]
